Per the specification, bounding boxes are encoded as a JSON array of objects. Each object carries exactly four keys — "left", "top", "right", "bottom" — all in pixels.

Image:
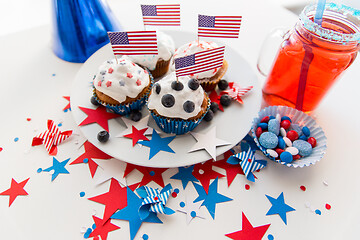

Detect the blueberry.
[
  {"left": 90, "top": 96, "right": 100, "bottom": 106},
  {"left": 154, "top": 83, "right": 161, "bottom": 94},
  {"left": 210, "top": 102, "right": 219, "bottom": 113},
  {"left": 183, "top": 101, "right": 195, "bottom": 113},
  {"left": 97, "top": 130, "right": 109, "bottom": 142},
  {"left": 220, "top": 94, "right": 231, "bottom": 107},
  {"left": 161, "top": 94, "right": 175, "bottom": 108},
  {"left": 171, "top": 81, "right": 184, "bottom": 91},
  {"left": 188, "top": 79, "right": 200, "bottom": 90},
  {"left": 218, "top": 79, "right": 228, "bottom": 90},
  {"left": 203, "top": 110, "right": 214, "bottom": 122},
  {"left": 130, "top": 110, "right": 142, "bottom": 122}
]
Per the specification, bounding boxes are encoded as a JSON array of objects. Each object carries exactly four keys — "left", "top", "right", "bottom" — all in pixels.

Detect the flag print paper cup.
[{"left": 251, "top": 106, "right": 327, "bottom": 168}]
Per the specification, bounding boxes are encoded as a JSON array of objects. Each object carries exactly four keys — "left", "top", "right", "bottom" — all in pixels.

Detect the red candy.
[
  {"left": 256, "top": 127, "right": 263, "bottom": 138},
  {"left": 307, "top": 137, "right": 317, "bottom": 148},
  {"left": 275, "top": 148, "right": 284, "bottom": 158},
  {"left": 293, "top": 154, "right": 301, "bottom": 160},
  {"left": 260, "top": 116, "right": 270, "bottom": 123},
  {"left": 280, "top": 120, "right": 291, "bottom": 130},
  {"left": 286, "top": 130, "right": 299, "bottom": 141}
]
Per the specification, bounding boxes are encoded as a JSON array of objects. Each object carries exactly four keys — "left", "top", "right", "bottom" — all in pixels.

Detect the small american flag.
[
  {"left": 174, "top": 46, "right": 225, "bottom": 77},
  {"left": 198, "top": 14, "right": 242, "bottom": 38},
  {"left": 107, "top": 31, "right": 158, "bottom": 55},
  {"left": 141, "top": 4, "right": 180, "bottom": 26}
]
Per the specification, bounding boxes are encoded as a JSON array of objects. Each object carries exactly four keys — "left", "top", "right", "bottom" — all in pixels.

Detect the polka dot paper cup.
[{"left": 251, "top": 106, "right": 327, "bottom": 168}]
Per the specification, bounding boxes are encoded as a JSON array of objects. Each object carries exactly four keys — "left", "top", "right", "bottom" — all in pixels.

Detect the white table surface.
[{"left": 0, "top": 1, "right": 359, "bottom": 240}]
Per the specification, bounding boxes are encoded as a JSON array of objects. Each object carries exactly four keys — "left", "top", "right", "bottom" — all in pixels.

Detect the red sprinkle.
[
  {"left": 325, "top": 203, "right": 331, "bottom": 210},
  {"left": 245, "top": 184, "right": 250, "bottom": 190},
  {"left": 154, "top": 196, "right": 158, "bottom": 201},
  {"left": 300, "top": 185, "right": 306, "bottom": 191},
  {"left": 171, "top": 192, "right": 178, "bottom": 198},
  {"left": 26, "top": 118, "right": 31, "bottom": 121},
  {"left": 260, "top": 116, "right": 270, "bottom": 123},
  {"left": 108, "top": 67, "right": 113, "bottom": 73},
  {"left": 248, "top": 159, "right": 252, "bottom": 163},
  {"left": 136, "top": 79, "right": 142, "bottom": 86},
  {"left": 280, "top": 120, "right": 291, "bottom": 130},
  {"left": 97, "top": 81, "right": 102, "bottom": 87},
  {"left": 287, "top": 130, "right": 299, "bottom": 141},
  {"left": 307, "top": 137, "right": 317, "bottom": 148},
  {"left": 106, "top": 81, "right": 112, "bottom": 87},
  {"left": 256, "top": 127, "right": 262, "bottom": 138},
  {"left": 127, "top": 73, "right": 133, "bottom": 78}
]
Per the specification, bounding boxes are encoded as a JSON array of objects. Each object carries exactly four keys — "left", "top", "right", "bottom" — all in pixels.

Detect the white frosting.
[
  {"left": 147, "top": 72, "right": 206, "bottom": 120},
  {"left": 126, "top": 31, "right": 175, "bottom": 70},
  {"left": 172, "top": 40, "right": 220, "bottom": 79},
  {"left": 93, "top": 57, "right": 150, "bottom": 103}
]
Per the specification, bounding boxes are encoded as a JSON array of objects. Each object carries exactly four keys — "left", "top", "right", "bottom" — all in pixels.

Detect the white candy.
[
  {"left": 276, "top": 113, "right": 281, "bottom": 123},
  {"left": 285, "top": 147, "right": 299, "bottom": 155},
  {"left": 266, "top": 149, "right": 278, "bottom": 158},
  {"left": 280, "top": 127, "right": 287, "bottom": 137},
  {"left": 283, "top": 136, "right": 293, "bottom": 147}
]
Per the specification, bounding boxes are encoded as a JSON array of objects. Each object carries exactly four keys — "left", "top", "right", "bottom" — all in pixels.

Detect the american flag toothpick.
[
  {"left": 141, "top": 4, "right": 180, "bottom": 26},
  {"left": 198, "top": 14, "right": 242, "bottom": 38}
]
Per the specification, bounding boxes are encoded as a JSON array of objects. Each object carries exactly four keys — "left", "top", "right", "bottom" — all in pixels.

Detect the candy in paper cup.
[{"left": 251, "top": 106, "right": 327, "bottom": 168}]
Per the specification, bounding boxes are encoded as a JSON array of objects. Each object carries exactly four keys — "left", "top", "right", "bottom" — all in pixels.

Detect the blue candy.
[
  {"left": 269, "top": 116, "right": 276, "bottom": 120},
  {"left": 280, "top": 151, "right": 293, "bottom": 163},
  {"left": 278, "top": 136, "right": 286, "bottom": 149},
  {"left": 293, "top": 140, "right": 313, "bottom": 157},
  {"left": 258, "top": 122, "right": 268, "bottom": 130},
  {"left": 281, "top": 116, "right": 292, "bottom": 122},
  {"left": 268, "top": 119, "right": 280, "bottom": 135},
  {"left": 302, "top": 126, "right": 311, "bottom": 137},
  {"left": 299, "top": 135, "right": 308, "bottom": 141},
  {"left": 259, "top": 132, "right": 278, "bottom": 149}
]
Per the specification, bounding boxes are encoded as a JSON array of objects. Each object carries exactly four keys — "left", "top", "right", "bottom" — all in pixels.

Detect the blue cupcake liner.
[{"left": 150, "top": 98, "right": 210, "bottom": 135}]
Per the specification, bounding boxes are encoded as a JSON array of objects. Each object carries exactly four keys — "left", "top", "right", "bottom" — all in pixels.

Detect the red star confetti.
[
  {"left": 32, "top": 119, "right": 72, "bottom": 156},
  {"left": 88, "top": 179, "right": 138, "bottom": 225},
  {"left": 89, "top": 215, "right": 120, "bottom": 240},
  {"left": 78, "top": 106, "right": 120, "bottom": 132},
  {"left": 63, "top": 96, "right": 71, "bottom": 111},
  {"left": 124, "top": 126, "right": 149, "bottom": 146},
  {"left": 193, "top": 160, "right": 225, "bottom": 193},
  {"left": 124, "top": 163, "right": 168, "bottom": 188},
  {"left": 220, "top": 82, "right": 253, "bottom": 104},
  {"left": 0, "top": 178, "right": 30, "bottom": 206},
  {"left": 70, "top": 141, "right": 112, "bottom": 177},
  {"left": 225, "top": 212, "right": 271, "bottom": 240},
  {"left": 209, "top": 90, "right": 224, "bottom": 111}
]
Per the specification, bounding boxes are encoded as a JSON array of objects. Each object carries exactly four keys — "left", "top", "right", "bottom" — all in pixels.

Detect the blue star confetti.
[
  {"left": 138, "top": 130, "right": 176, "bottom": 160},
  {"left": 111, "top": 187, "right": 162, "bottom": 240},
  {"left": 170, "top": 166, "right": 199, "bottom": 189},
  {"left": 193, "top": 178, "right": 232, "bottom": 219},
  {"left": 41, "top": 157, "right": 70, "bottom": 181},
  {"left": 266, "top": 192, "right": 295, "bottom": 225}
]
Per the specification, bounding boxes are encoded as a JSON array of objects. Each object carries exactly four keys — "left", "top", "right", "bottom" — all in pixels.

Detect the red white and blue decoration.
[
  {"left": 198, "top": 14, "right": 242, "bottom": 38},
  {"left": 141, "top": 4, "right": 180, "bottom": 26},
  {"left": 265, "top": 192, "right": 295, "bottom": 225}
]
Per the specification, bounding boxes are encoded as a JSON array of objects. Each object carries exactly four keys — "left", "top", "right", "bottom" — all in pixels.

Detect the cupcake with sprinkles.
[
  {"left": 147, "top": 72, "right": 210, "bottom": 134},
  {"left": 126, "top": 31, "right": 175, "bottom": 79},
  {"left": 92, "top": 56, "right": 153, "bottom": 115},
  {"left": 172, "top": 40, "right": 228, "bottom": 91}
]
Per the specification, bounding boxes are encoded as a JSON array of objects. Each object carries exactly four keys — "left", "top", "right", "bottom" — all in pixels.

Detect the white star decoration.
[
  {"left": 188, "top": 127, "right": 231, "bottom": 159},
  {"left": 115, "top": 115, "right": 153, "bottom": 137},
  {"left": 177, "top": 197, "right": 206, "bottom": 224},
  {"left": 93, "top": 159, "right": 127, "bottom": 186}
]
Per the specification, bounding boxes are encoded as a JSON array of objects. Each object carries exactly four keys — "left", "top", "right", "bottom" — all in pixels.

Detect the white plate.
[{"left": 70, "top": 30, "right": 262, "bottom": 168}]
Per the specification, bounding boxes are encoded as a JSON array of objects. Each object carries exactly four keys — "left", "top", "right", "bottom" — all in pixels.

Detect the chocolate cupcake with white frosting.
[
  {"left": 93, "top": 57, "right": 153, "bottom": 115},
  {"left": 147, "top": 72, "right": 210, "bottom": 134}
]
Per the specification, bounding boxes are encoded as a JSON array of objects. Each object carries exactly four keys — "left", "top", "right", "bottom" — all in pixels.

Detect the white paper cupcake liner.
[{"left": 251, "top": 106, "right": 327, "bottom": 168}]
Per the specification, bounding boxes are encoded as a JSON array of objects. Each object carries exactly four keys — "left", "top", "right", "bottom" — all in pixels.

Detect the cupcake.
[
  {"left": 93, "top": 57, "right": 153, "bottom": 115},
  {"left": 172, "top": 40, "right": 228, "bottom": 91},
  {"left": 147, "top": 72, "right": 210, "bottom": 134},
  {"left": 126, "top": 31, "right": 175, "bottom": 79}
]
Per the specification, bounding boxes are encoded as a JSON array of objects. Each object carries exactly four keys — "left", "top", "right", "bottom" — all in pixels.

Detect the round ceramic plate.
[{"left": 70, "top": 30, "right": 262, "bottom": 168}]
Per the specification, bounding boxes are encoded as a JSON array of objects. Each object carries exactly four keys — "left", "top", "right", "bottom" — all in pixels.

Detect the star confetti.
[
  {"left": 116, "top": 115, "right": 153, "bottom": 137},
  {"left": 123, "top": 164, "right": 169, "bottom": 188},
  {"left": 78, "top": 106, "right": 120, "bottom": 132},
  {"left": 209, "top": 90, "right": 224, "bottom": 111},
  {"left": 137, "top": 184, "right": 175, "bottom": 220},
  {"left": 225, "top": 212, "right": 271, "bottom": 240},
  {"left": 124, "top": 126, "right": 149, "bottom": 146},
  {"left": 266, "top": 192, "right": 295, "bottom": 225},
  {"left": 70, "top": 141, "right": 112, "bottom": 178},
  {"left": 193, "top": 160, "right": 225, "bottom": 193},
  {"left": 188, "top": 127, "right": 230, "bottom": 159},
  {"left": 0, "top": 178, "right": 30, "bottom": 206},
  {"left": 177, "top": 196, "right": 206, "bottom": 224},
  {"left": 170, "top": 166, "right": 199, "bottom": 189},
  {"left": 220, "top": 82, "right": 253, "bottom": 104},
  {"left": 41, "top": 157, "right": 70, "bottom": 181},
  {"left": 32, "top": 119, "right": 72, "bottom": 155},
  {"left": 88, "top": 179, "right": 138, "bottom": 225},
  {"left": 89, "top": 215, "right": 120, "bottom": 240},
  {"left": 227, "top": 143, "right": 267, "bottom": 182},
  {"left": 93, "top": 159, "right": 127, "bottom": 186},
  {"left": 63, "top": 96, "right": 71, "bottom": 112},
  {"left": 138, "top": 130, "right": 176, "bottom": 160},
  {"left": 193, "top": 178, "right": 232, "bottom": 219},
  {"left": 111, "top": 187, "right": 162, "bottom": 240}
]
